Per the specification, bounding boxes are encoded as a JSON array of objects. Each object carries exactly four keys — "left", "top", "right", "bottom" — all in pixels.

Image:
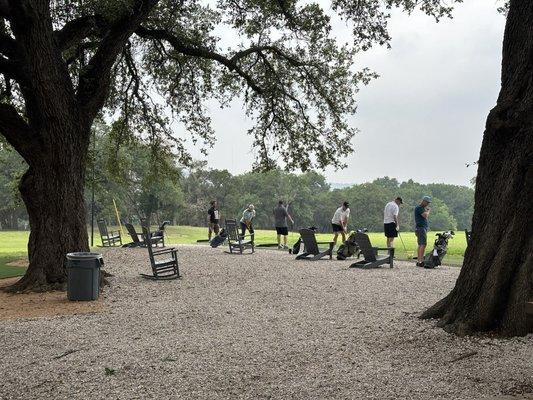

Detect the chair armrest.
[{"left": 153, "top": 247, "right": 177, "bottom": 256}]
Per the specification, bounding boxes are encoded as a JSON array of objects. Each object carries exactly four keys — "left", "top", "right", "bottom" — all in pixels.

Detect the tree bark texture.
[{"left": 421, "top": 0, "right": 533, "bottom": 336}]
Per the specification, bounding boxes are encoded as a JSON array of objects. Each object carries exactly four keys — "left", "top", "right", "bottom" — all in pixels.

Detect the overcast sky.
[{"left": 184, "top": 0, "right": 505, "bottom": 187}]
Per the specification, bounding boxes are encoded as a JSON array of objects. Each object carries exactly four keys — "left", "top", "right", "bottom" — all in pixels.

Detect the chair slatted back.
[
  {"left": 225, "top": 219, "right": 240, "bottom": 241},
  {"left": 125, "top": 223, "right": 141, "bottom": 243},
  {"left": 97, "top": 219, "right": 109, "bottom": 237},
  {"left": 354, "top": 232, "right": 376, "bottom": 262},
  {"left": 141, "top": 222, "right": 155, "bottom": 263},
  {"left": 300, "top": 229, "right": 320, "bottom": 255}
]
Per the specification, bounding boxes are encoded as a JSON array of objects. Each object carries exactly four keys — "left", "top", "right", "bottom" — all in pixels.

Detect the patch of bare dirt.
[{"left": 0, "top": 277, "right": 105, "bottom": 321}]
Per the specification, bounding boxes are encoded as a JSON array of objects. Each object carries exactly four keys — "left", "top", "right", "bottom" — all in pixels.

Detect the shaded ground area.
[
  {"left": 0, "top": 277, "right": 105, "bottom": 320},
  {"left": 0, "top": 246, "right": 531, "bottom": 400}
]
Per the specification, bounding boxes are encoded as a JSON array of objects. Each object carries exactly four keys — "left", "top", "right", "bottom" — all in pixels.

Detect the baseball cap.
[
  {"left": 422, "top": 196, "right": 432, "bottom": 203},
  {"left": 395, "top": 197, "right": 403, "bottom": 204}
]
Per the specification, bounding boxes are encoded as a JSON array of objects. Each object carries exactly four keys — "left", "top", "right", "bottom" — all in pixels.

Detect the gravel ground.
[{"left": 0, "top": 245, "right": 531, "bottom": 400}]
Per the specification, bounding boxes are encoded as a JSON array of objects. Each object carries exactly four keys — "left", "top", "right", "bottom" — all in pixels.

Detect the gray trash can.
[{"left": 66, "top": 252, "right": 103, "bottom": 301}]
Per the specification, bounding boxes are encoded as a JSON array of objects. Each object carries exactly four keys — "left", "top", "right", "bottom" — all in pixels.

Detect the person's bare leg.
[
  {"left": 333, "top": 233, "right": 339, "bottom": 246},
  {"left": 208, "top": 225, "right": 212, "bottom": 240},
  {"left": 341, "top": 231, "right": 346, "bottom": 243},
  {"left": 418, "top": 245, "right": 426, "bottom": 263},
  {"left": 386, "top": 237, "right": 391, "bottom": 247},
  {"left": 389, "top": 238, "right": 395, "bottom": 248},
  {"left": 283, "top": 235, "right": 287, "bottom": 247}
]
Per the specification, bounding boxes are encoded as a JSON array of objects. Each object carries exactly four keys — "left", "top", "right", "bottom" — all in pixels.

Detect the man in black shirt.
[{"left": 207, "top": 200, "right": 220, "bottom": 240}]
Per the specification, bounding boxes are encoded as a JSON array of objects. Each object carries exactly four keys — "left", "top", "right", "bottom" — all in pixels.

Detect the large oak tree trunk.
[
  {"left": 8, "top": 124, "right": 91, "bottom": 292},
  {"left": 421, "top": 0, "right": 533, "bottom": 336}
]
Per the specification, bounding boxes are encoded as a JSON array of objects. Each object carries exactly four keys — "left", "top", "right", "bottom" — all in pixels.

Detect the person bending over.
[
  {"left": 414, "top": 196, "right": 432, "bottom": 267},
  {"left": 331, "top": 201, "right": 350, "bottom": 246},
  {"left": 240, "top": 204, "right": 256, "bottom": 241},
  {"left": 273, "top": 200, "right": 294, "bottom": 249},
  {"left": 383, "top": 197, "right": 403, "bottom": 248}
]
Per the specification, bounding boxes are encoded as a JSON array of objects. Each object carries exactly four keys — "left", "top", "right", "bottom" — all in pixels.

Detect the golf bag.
[
  {"left": 423, "top": 230, "right": 454, "bottom": 268},
  {"left": 336, "top": 229, "right": 365, "bottom": 260},
  {"left": 210, "top": 229, "right": 228, "bottom": 248}
]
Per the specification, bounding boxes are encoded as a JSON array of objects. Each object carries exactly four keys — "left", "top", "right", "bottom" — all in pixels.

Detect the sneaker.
[
  {"left": 277, "top": 245, "right": 283, "bottom": 249},
  {"left": 283, "top": 245, "right": 288, "bottom": 250},
  {"left": 416, "top": 262, "right": 424, "bottom": 267}
]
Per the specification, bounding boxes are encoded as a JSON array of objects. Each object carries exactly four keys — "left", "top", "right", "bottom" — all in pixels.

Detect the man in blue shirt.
[{"left": 414, "top": 196, "right": 432, "bottom": 267}]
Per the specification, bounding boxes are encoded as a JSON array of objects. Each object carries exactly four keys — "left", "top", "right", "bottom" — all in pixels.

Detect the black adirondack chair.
[
  {"left": 140, "top": 218, "right": 165, "bottom": 247},
  {"left": 140, "top": 223, "right": 180, "bottom": 280},
  {"left": 97, "top": 219, "right": 122, "bottom": 247},
  {"left": 349, "top": 232, "right": 394, "bottom": 269},
  {"left": 124, "top": 223, "right": 143, "bottom": 247},
  {"left": 295, "top": 228, "right": 334, "bottom": 261},
  {"left": 225, "top": 219, "right": 254, "bottom": 254}
]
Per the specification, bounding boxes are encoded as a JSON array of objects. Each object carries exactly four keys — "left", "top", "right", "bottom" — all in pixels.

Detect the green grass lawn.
[
  {"left": 0, "top": 231, "right": 29, "bottom": 279},
  {"left": 0, "top": 226, "right": 466, "bottom": 278}
]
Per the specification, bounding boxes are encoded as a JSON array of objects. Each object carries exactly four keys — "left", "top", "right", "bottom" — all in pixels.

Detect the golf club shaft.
[{"left": 398, "top": 232, "right": 409, "bottom": 257}]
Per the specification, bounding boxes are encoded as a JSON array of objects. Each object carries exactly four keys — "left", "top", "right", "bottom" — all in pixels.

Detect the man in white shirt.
[
  {"left": 383, "top": 197, "right": 403, "bottom": 248},
  {"left": 331, "top": 201, "right": 350, "bottom": 246}
]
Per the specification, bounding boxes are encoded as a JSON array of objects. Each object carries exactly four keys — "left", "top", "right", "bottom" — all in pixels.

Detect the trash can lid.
[{"left": 66, "top": 252, "right": 102, "bottom": 260}]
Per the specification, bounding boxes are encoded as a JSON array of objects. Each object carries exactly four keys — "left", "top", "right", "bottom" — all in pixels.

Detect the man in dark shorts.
[
  {"left": 273, "top": 200, "right": 294, "bottom": 249},
  {"left": 414, "top": 196, "right": 431, "bottom": 267},
  {"left": 383, "top": 197, "right": 403, "bottom": 248},
  {"left": 207, "top": 200, "right": 220, "bottom": 240},
  {"left": 331, "top": 201, "right": 350, "bottom": 246}
]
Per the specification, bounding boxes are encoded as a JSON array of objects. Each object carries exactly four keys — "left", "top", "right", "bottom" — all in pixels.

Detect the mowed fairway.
[{"left": 0, "top": 226, "right": 467, "bottom": 279}]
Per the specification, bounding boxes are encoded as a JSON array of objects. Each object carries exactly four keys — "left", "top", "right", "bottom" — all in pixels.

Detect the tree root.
[
  {"left": 3, "top": 277, "right": 66, "bottom": 293},
  {"left": 420, "top": 293, "right": 451, "bottom": 320},
  {"left": 3, "top": 269, "right": 113, "bottom": 293}
]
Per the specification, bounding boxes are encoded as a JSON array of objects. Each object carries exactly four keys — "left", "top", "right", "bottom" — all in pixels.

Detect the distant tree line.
[
  {"left": 175, "top": 168, "right": 473, "bottom": 232},
  {"left": 0, "top": 124, "right": 473, "bottom": 232}
]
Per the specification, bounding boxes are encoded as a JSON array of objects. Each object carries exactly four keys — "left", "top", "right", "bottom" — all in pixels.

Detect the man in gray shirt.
[{"left": 273, "top": 200, "right": 294, "bottom": 249}]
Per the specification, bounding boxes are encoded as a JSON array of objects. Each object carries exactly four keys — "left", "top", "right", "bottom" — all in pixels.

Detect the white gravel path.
[{"left": 0, "top": 245, "right": 531, "bottom": 400}]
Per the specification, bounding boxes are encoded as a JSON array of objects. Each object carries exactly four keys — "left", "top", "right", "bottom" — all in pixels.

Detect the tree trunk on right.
[{"left": 421, "top": 0, "right": 533, "bottom": 336}]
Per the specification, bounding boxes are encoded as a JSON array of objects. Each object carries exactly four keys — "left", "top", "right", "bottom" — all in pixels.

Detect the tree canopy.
[{"left": 0, "top": 0, "right": 460, "bottom": 171}]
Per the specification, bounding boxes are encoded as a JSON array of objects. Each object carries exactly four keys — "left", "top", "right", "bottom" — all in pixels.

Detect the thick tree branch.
[
  {"left": 0, "top": 0, "right": 8, "bottom": 18},
  {"left": 0, "top": 55, "right": 19, "bottom": 79},
  {"left": 0, "top": 103, "right": 38, "bottom": 162},
  {"left": 54, "top": 15, "right": 100, "bottom": 52},
  {"left": 0, "top": 33, "right": 17, "bottom": 58},
  {"left": 77, "top": 0, "right": 160, "bottom": 123},
  {"left": 135, "top": 26, "right": 264, "bottom": 94}
]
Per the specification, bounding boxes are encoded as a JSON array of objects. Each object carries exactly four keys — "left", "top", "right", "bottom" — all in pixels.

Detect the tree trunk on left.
[{"left": 7, "top": 124, "right": 91, "bottom": 292}]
